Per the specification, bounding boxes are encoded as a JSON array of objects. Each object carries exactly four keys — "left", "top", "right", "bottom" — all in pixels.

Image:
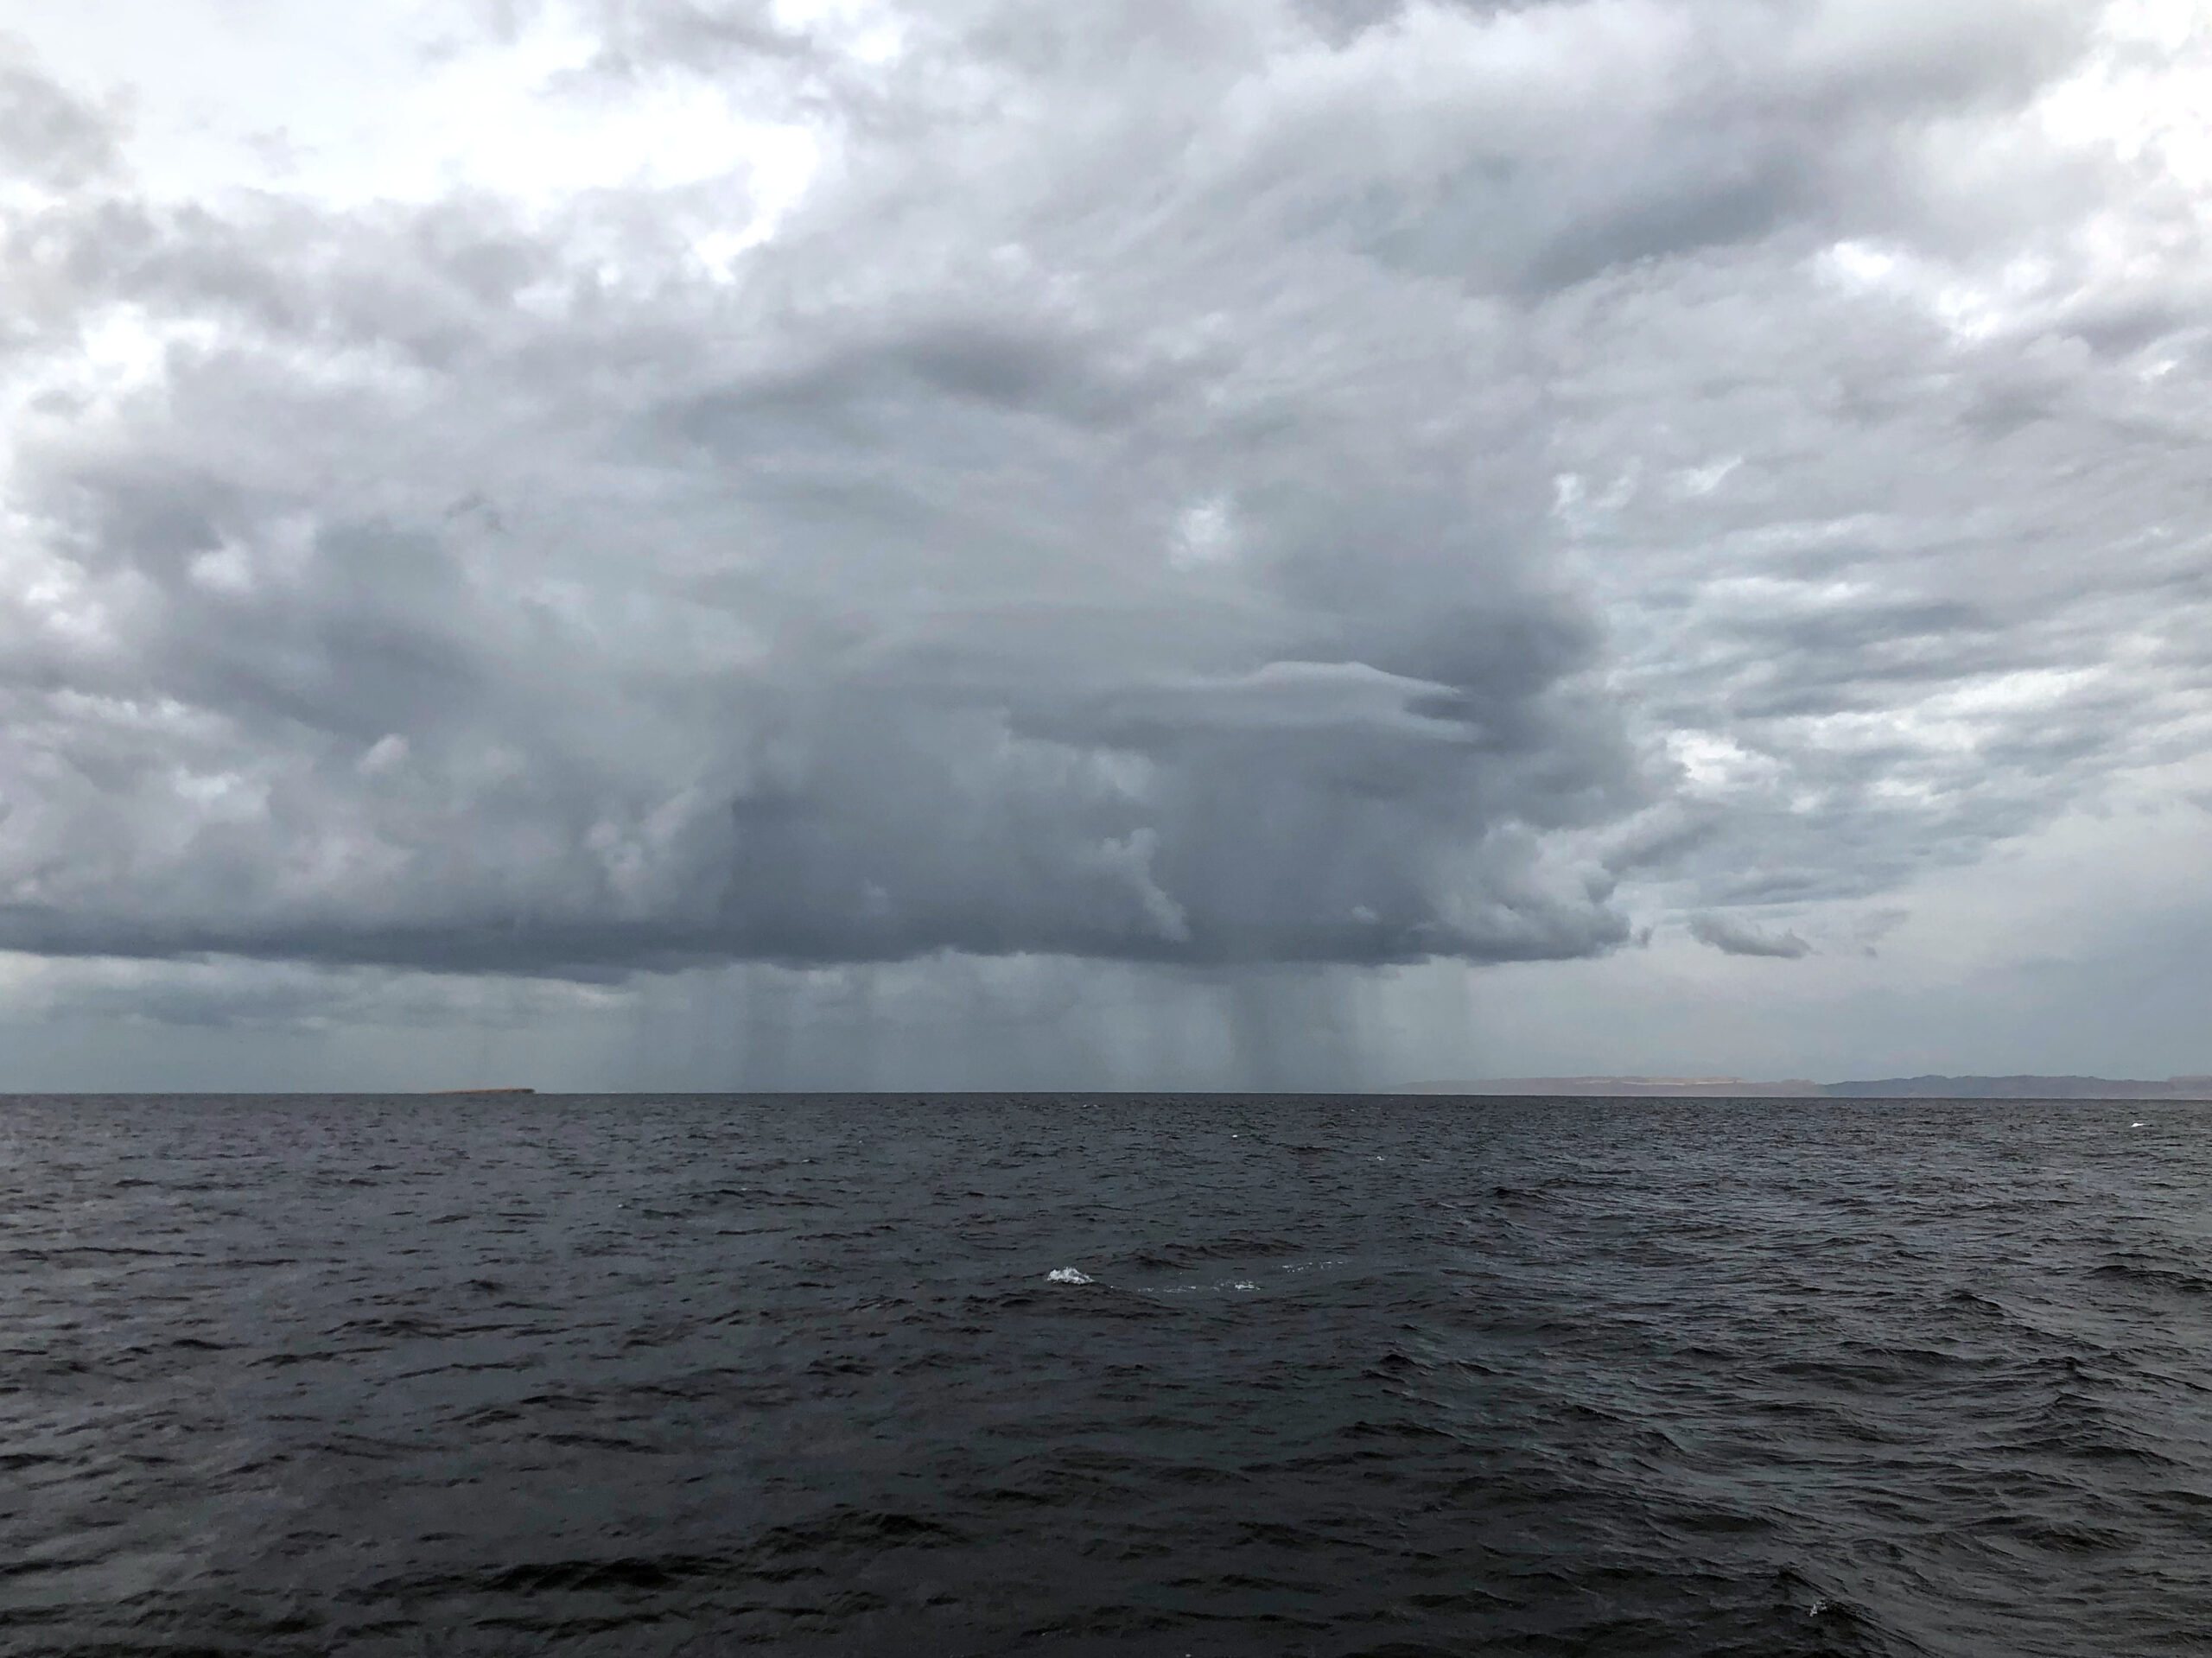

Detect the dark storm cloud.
[
  {"left": 0, "top": 35, "right": 1645, "bottom": 975},
  {"left": 1, "top": 1, "right": 2205, "bottom": 989}
]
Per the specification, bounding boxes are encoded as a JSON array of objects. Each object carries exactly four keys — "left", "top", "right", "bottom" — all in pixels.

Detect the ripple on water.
[{"left": 1, "top": 1092, "right": 2209, "bottom": 1656}]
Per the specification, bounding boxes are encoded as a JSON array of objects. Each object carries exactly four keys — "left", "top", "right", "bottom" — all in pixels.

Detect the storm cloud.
[{"left": 2, "top": 0, "right": 2209, "bottom": 1080}]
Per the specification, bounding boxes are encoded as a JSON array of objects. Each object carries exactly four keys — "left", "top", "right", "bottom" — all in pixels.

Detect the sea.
[{"left": 3, "top": 1093, "right": 2208, "bottom": 1657}]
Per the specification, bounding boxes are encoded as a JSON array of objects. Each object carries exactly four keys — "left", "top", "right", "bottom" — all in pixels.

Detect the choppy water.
[{"left": 3, "top": 1094, "right": 2210, "bottom": 1656}]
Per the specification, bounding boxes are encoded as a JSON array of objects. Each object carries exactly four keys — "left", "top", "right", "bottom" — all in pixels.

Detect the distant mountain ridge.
[
  {"left": 1398, "top": 1077, "right": 1821, "bottom": 1096},
  {"left": 1822, "top": 1075, "right": 2212, "bottom": 1099},
  {"left": 1400, "top": 1075, "right": 2212, "bottom": 1099}
]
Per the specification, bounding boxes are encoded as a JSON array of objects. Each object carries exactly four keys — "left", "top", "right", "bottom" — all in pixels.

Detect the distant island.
[
  {"left": 1822, "top": 1075, "right": 2212, "bottom": 1099},
  {"left": 427, "top": 1087, "right": 537, "bottom": 1096},
  {"left": 1398, "top": 1076, "right": 2212, "bottom": 1099}
]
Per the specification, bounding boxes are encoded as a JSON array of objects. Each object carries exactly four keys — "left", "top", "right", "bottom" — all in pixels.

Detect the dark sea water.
[{"left": 3, "top": 1094, "right": 2210, "bottom": 1657}]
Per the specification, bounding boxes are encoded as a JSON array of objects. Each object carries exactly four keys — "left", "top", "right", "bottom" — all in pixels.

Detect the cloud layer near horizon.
[{"left": 2, "top": 0, "right": 2209, "bottom": 999}]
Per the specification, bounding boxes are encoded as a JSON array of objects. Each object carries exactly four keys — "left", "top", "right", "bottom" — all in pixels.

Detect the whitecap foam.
[{"left": 1046, "top": 1267, "right": 1094, "bottom": 1285}]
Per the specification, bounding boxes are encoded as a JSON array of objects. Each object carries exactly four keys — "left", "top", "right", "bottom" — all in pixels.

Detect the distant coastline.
[{"left": 1397, "top": 1075, "right": 2212, "bottom": 1099}]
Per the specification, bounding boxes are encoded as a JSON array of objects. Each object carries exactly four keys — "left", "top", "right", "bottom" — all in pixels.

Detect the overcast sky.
[{"left": 1, "top": 0, "right": 2208, "bottom": 1090}]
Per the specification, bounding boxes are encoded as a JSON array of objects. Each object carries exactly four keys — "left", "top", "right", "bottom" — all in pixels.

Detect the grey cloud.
[
  {"left": 1288, "top": 0, "right": 1409, "bottom": 46},
  {"left": 0, "top": 49, "right": 118, "bottom": 191},
  {"left": 578, "top": 0, "right": 815, "bottom": 68},
  {"left": 0, "top": 0, "right": 2205, "bottom": 1020},
  {"left": 0, "top": 34, "right": 1651, "bottom": 975},
  {"left": 1593, "top": 802, "right": 1723, "bottom": 876},
  {"left": 1310, "top": 0, "right": 2092, "bottom": 295},
  {"left": 1689, "top": 912, "right": 1811, "bottom": 959},
  {"left": 1549, "top": 137, "right": 2212, "bottom": 907}
]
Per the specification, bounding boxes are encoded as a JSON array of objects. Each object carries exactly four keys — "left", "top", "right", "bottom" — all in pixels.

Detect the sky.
[{"left": 0, "top": 0, "right": 2209, "bottom": 1091}]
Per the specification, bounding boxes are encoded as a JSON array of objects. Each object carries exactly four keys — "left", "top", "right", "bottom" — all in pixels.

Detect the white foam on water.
[
  {"left": 1046, "top": 1267, "right": 1094, "bottom": 1285},
  {"left": 1130, "top": 1257, "right": 1351, "bottom": 1297}
]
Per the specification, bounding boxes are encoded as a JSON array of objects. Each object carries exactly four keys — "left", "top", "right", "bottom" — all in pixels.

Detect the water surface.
[{"left": 3, "top": 1094, "right": 2209, "bottom": 1655}]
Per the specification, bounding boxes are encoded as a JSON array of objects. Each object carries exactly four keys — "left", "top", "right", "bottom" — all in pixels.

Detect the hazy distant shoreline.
[{"left": 1396, "top": 1076, "right": 2212, "bottom": 1099}]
